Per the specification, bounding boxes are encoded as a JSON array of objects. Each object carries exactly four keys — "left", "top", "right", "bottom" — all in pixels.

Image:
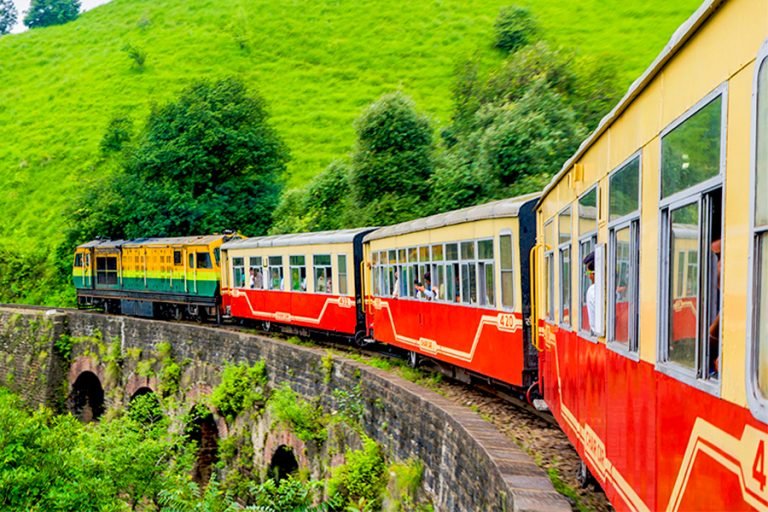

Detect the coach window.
[
  {"left": 74, "top": 253, "right": 83, "bottom": 267},
  {"left": 559, "top": 207, "right": 572, "bottom": 327},
  {"left": 314, "top": 255, "right": 332, "bottom": 293},
  {"left": 197, "top": 252, "right": 212, "bottom": 269},
  {"left": 578, "top": 187, "right": 598, "bottom": 335},
  {"left": 338, "top": 255, "right": 348, "bottom": 295},
  {"left": 249, "top": 256, "right": 263, "bottom": 289},
  {"left": 659, "top": 89, "right": 724, "bottom": 387},
  {"left": 543, "top": 219, "right": 555, "bottom": 321},
  {"left": 460, "top": 241, "right": 477, "bottom": 305},
  {"left": 371, "top": 252, "right": 380, "bottom": 296},
  {"left": 445, "top": 243, "right": 459, "bottom": 302},
  {"left": 608, "top": 155, "right": 641, "bottom": 353},
  {"left": 751, "top": 48, "right": 768, "bottom": 410},
  {"left": 173, "top": 250, "right": 182, "bottom": 266},
  {"left": 290, "top": 256, "right": 307, "bottom": 291},
  {"left": 418, "top": 246, "right": 430, "bottom": 287},
  {"left": 478, "top": 239, "right": 495, "bottom": 307},
  {"left": 499, "top": 233, "right": 514, "bottom": 309},
  {"left": 431, "top": 244, "right": 444, "bottom": 300},
  {"left": 232, "top": 257, "right": 245, "bottom": 288},
  {"left": 268, "top": 256, "right": 283, "bottom": 291}
]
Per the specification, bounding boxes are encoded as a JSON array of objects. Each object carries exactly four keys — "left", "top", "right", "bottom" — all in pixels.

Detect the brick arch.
[
  {"left": 185, "top": 383, "right": 228, "bottom": 438},
  {"left": 68, "top": 356, "right": 105, "bottom": 388},
  {"left": 263, "top": 430, "right": 310, "bottom": 474},
  {"left": 125, "top": 374, "right": 158, "bottom": 401}
]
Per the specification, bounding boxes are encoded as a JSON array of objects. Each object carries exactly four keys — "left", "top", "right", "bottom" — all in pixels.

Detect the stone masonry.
[{"left": 0, "top": 306, "right": 570, "bottom": 512}]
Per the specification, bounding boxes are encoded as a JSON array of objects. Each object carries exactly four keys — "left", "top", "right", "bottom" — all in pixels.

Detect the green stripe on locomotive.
[{"left": 73, "top": 271, "right": 219, "bottom": 297}]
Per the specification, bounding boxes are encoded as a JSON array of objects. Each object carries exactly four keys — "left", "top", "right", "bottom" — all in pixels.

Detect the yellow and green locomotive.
[{"left": 73, "top": 234, "right": 238, "bottom": 320}]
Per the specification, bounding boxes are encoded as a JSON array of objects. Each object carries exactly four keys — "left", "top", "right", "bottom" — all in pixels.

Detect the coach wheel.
[
  {"left": 577, "top": 460, "right": 595, "bottom": 488},
  {"left": 407, "top": 351, "right": 419, "bottom": 369},
  {"left": 263, "top": 320, "right": 272, "bottom": 332}
]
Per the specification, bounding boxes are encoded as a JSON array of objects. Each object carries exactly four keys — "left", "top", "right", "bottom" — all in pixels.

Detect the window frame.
[
  {"left": 499, "top": 229, "right": 515, "bottom": 311},
  {"left": 313, "top": 254, "right": 333, "bottom": 294},
  {"left": 607, "top": 152, "right": 642, "bottom": 359},
  {"left": 558, "top": 206, "right": 573, "bottom": 330},
  {"left": 289, "top": 255, "right": 307, "bottom": 292},
  {"left": 577, "top": 185, "right": 599, "bottom": 341},
  {"left": 747, "top": 40, "right": 768, "bottom": 422},
  {"left": 656, "top": 85, "right": 727, "bottom": 395}
]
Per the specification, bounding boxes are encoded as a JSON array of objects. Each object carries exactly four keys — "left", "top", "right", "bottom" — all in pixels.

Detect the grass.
[{"left": 0, "top": 0, "right": 699, "bottom": 258}]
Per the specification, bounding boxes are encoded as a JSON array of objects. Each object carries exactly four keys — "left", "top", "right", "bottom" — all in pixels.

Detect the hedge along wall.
[{"left": 0, "top": 307, "right": 569, "bottom": 512}]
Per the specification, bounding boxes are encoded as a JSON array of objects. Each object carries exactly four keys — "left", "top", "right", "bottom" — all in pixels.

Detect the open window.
[
  {"left": 658, "top": 89, "right": 725, "bottom": 388},
  {"left": 578, "top": 187, "right": 598, "bottom": 336},
  {"left": 558, "top": 207, "right": 572, "bottom": 328}
]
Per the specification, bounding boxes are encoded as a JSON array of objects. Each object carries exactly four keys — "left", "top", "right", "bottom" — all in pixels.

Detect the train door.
[
  {"left": 188, "top": 249, "right": 198, "bottom": 294},
  {"left": 82, "top": 249, "right": 93, "bottom": 288}
]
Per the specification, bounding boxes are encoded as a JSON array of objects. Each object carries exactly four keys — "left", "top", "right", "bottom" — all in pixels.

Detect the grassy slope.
[{"left": 0, "top": 0, "right": 700, "bottom": 252}]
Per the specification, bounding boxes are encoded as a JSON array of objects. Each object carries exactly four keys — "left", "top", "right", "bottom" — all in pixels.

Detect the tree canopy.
[
  {"left": 67, "top": 76, "right": 287, "bottom": 246},
  {"left": 23, "top": 0, "right": 80, "bottom": 29},
  {"left": 0, "top": 0, "right": 17, "bottom": 35}
]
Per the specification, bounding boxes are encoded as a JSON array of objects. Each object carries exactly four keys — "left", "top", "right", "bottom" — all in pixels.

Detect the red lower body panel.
[
  {"left": 539, "top": 319, "right": 768, "bottom": 511},
  {"left": 225, "top": 288, "right": 358, "bottom": 335},
  {"left": 368, "top": 297, "right": 526, "bottom": 387}
]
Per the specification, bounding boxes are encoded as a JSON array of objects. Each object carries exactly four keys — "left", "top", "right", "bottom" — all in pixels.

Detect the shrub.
[
  {"left": 268, "top": 384, "right": 326, "bottom": 443},
  {"left": 122, "top": 43, "right": 147, "bottom": 71},
  {"left": 494, "top": 6, "right": 538, "bottom": 54},
  {"left": 211, "top": 361, "right": 268, "bottom": 423},
  {"left": 328, "top": 436, "right": 386, "bottom": 511}
]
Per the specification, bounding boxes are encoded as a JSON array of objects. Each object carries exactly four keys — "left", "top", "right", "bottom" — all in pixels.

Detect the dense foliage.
[
  {"left": 23, "top": 0, "right": 79, "bottom": 28},
  {"left": 0, "top": 0, "right": 16, "bottom": 35},
  {"left": 211, "top": 361, "right": 268, "bottom": 423},
  {"left": 494, "top": 6, "right": 538, "bottom": 53}
]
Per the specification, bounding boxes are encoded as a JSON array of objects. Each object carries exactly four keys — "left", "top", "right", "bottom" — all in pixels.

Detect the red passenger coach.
[
  {"left": 363, "top": 194, "right": 539, "bottom": 389},
  {"left": 221, "top": 229, "right": 375, "bottom": 338},
  {"left": 534, "top": 1, "right": 768, "bottom": 509}
]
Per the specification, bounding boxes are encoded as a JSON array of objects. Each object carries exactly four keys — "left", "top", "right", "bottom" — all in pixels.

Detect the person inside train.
[
  {"left": 708, "top": 239, "right": 721, "bottom": 377},
  {"left": 249, "top": 268, "right": 256, "bottom": 289},
  {"left": 392, "top": 270, "right": 400, "bottom": 298},
  {"left": 254, "top": 268, "right": 263, "bottom": 289},
  {"left": 583, "top": 251, "right": 596, "bottom": 334},
  {"left": 414, "top": 275, "right": 435, "bottom": 300}
]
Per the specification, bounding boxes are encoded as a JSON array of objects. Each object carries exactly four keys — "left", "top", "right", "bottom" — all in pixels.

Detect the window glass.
[
  {"left": 611, "top": 227, "right": 632, "bottom": 345},
  {"left": 479, "top": 261, "right": 495, "bottom": 307},
  {"left": 758, "top": 236, "right": 768, "bottom": 396},
  {"left": 313, "top": 255, "right": 332, "bottom": 293},
  {"left": 290, "top": 255, "right": 307, "bottom": 291},
  {"left": 214, "top": 248, "right": 221, "bottom": 266},
  {"left": 560, "top": 246, "right": 571, "bottom": 325},
  {"left": 389, "top": 250, "right": 397, "bottom": 264},
  {"left": 408, "top": 247, "right": 418, "bottom": 263},
  {"left": 189, "top": 254, "right": 195, "bottom": 269},
  {"left": 500, "top": 234, "right": 514, "bottom": 309},
  {"left": 249, "top": 257, "right": 264, "bottom": 289},
  {"left": 610, "top": 157, "right": 640, "bottom": 220},
  {"left": 461, "top": 262, "right": 477, "bottom": 304},
  {"left": 96, "top": 256, "right": 118, "bottom": 285},
  {"left": 446, "top": 263, "right": 458, "bottom": 302},
  {"left": 758, "top": 61, "right": 768, "bottom": 226},
  {"left": 173, "top": 251, "right": 182, "bottom": 266},
  {"left": 559, "top": 207, "right": 572, "bottom": 243},
  {"left": 398, "top": 249, "right": 406, "bottom": 264},
  {"left": 268, "top": 256, "right": 283, "bottom": 290},
  {"left": 419, "top": 246, "right": 429, "bottom": 262},
  {"left": 668, "top": 203, "right": 700, "bottom": 369},
  {"left": 544, "top": 219, "right": 554, "bottom": 248},
  {"left": 579, "top": 188, "right": 598, "bottom": 234},
  {"left": 545, "top": 253, "right": 554, "bottom": 320},
  {"left": 434, "top": 264, "right": 445, "bottom": 301},
  {"left": 197, "top": 252, "right": 212, "bottom": 269},
  {"left": 460, "top": 241, "right": 474, "bottom": 260},
  {"left": 432, "top": 244, "right": 444, "bottom": 261},
  {"left": 74, "top": 253, "right": 83, "bottom": 267},
  {"left": 338, "top": 255, "right": 348, "bottom": 295},
  {"left": 661, "top": 96, "right": 722, "bottom": 198},
  {"left": 446, "top": 243, "right": 458, "bottom": 261},
  {"left": 478, "top": 239, "right": 493, "bottom": 259},
  {"left": 233, "top": 257, "right": 245, "bottom": 288}
]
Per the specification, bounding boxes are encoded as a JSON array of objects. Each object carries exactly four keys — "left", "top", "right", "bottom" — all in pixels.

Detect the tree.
[
  {"left": 494, "top": 6, "right": 538, "bottom": 54},
  {"left": 67, "top": 77, "right": 287, "bottom": 247},
  {"left": 0, "top": 0, "right": 17, "bottom": 35},
  {"left": 350, "top": 92, "right": 434, "bottom": 225},
  {"left": 24, "top": 0, "right": 80, "bottom": 29}
]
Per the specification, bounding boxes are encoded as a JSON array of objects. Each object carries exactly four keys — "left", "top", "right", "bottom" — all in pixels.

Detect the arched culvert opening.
[
  {"left": 70, "top": 371, "right": 105, "bottom": 423},
  {"left": 128, "top": 390, "right": 164, "bottom": 426},
  {"left": 186, "top": 405, "right": 219, "bottom": 486},
  {"left": 269, "top": 445, "right": 299, "bottom": 482}
]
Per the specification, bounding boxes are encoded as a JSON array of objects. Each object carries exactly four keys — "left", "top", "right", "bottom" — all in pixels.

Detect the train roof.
[
  {"left": 364, "top": 193, "right": 540, "bottom": 242},
  {"left": 540, "top": 0, "right": 725, "bottom": 201},
  {"left": 77, "top": 234, "right": 234, "bottom": 249},
  {"left": 222, "top": 227, "right": 377, "bottom": 250}
]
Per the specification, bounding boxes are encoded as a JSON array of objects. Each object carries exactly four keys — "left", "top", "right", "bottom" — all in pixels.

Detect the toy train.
[{"left": 74, "top": 1, "right": 768, "bottom": 509}]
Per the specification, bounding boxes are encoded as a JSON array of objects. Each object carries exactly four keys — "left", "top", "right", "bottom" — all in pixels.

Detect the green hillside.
[{"left": 0, "top": 0, "right": 700, "bottom": 252}]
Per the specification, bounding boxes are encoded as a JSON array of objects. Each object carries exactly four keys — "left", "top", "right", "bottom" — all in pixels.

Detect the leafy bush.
[
  {"left": 494, "top": 6, "right": 538, "bottom": 53},
  {"left": 100, "top": 115, "right": 133, "bottom": 154},
  {"left": 23, "top": 0, "right": 80, "bottom": 29},
  {"left": 328, "top": 436, "right": 386, "bottom": 511},
  {"left": 122, "top": 43, "right": 147, "bottom": 71},
  {"left": 268, "top": 384, "right": 327, "bottom": 443},
  {"left": 211, "top": 361, "right": 268, "bottom": 423}
]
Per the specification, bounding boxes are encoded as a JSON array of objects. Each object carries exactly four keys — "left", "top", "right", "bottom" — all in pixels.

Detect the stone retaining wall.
[{"left": 0, "top": 307, "right": 570, "bottom": 512}]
